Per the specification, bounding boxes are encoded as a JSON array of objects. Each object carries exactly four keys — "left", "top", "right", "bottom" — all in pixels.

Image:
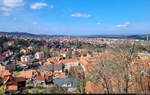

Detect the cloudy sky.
[{"left": 0, "top": 0, "right": 150, "bottom": 35}]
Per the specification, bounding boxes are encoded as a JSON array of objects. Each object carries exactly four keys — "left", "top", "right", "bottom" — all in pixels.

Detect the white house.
[
  {"left": 21, "top": 55, "right": 33, "bottom": 62},
  {"left": 60, "top": 59, "right": 80, "bottom": 70},
  {"left": 35, "top": 52, "right": 44, "bottom": 59}
]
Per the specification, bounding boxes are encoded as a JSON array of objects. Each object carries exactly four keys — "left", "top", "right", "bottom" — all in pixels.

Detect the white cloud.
[
  {"left": 50, "top": 5, "right": 54, "bottom": 8},
  {"left": 71, "top": 13, "right": 91, "bottom": 18},
  {"left": 1, "top": 7, "right": 11, "bottom": 11},
  {"left": 0, "top": 7, "right": 12, "bottom": 16},
  {"left": 2, "top": 0, "right": 25, "bottom": 8},
  {"left": 115, "top": 22, "right": 131, "bottom": 28},
  {"left": 0, "top": 0, "right": 25, "bottom": 16},
  {"left": 33, "top": 22, "right": 38, "bottom": 25},
  {"left": 30, "top": 2, "right": 47, "bottom": 10},
  {"left": 97, "top": 22, "right": 101, "bottom": 25}
]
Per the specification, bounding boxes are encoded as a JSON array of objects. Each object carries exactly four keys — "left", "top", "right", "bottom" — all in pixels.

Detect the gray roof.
[
  {"left": 42, "top": 63, "right": 62, "bottom": 71},
  {"left": 16, "top": 63, "right": 27, "bottom": 67},
  {"left": 54, "top": 78, "right": 77, "bottom": 88}
]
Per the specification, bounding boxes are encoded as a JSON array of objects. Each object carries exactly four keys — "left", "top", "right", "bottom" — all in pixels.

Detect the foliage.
[
  {"left": 0, "top": 86, "right": 4, "bottom": 94},
  {"left": 68, "top": 67, "right": 76, "bottom": 78},
  {"left": 48, "top": 85, "right": 68, "bottom": 94},
  {"left": 23, "top": 87, "right": 47, "bottom": 94},
  {"left": 77, "top": 77, "right": 85, "bottom": 94}
]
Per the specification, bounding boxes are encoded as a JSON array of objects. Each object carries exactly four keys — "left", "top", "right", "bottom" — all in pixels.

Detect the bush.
[{"left": 0, "top": 86, "right": 4, "bottom": 94}]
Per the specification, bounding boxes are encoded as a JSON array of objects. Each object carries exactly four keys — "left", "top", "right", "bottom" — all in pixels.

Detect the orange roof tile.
[
  {"left": 47, "top": 57, "right": 60, "bottom": 63},
  {"left": 36, "top": 51, "right": 44, "bottom": 55},
  {"left": 7, "top": 85, "right": 18, "bottom": 91},
  {"left": 15, "top": 77, "right": 26, "bottom": 82},
  {"left": 3, "top": 76, "right": 10, "bottom": 84},
  {"left": 44, "top": 72, "right": 52, "bottom": 77},
  {"left": 16, "top": 61, "right": 28, "bottom": 64},
  {"left": 54, "top": 72, "right": 66, "bottom": 78},
  {"left": 18, "top": 70, "right": 38, "bottom": 79},
  {"left": 35, "top": 76, "right": 45, "bottom": 81},
  {"left": 60, "top": 59, "right": 77, "bottom": 63},
  {"left": 0, "top": 70, "right": 11, "bottom": 78}
]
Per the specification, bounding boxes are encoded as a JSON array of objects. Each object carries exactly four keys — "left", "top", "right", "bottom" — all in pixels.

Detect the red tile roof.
[
  {"left": 18, "top": 70, "right": 38, "bottom": 79},
  {"left": 44, "top": 72, "right": 52, "bottom": 77},
  {"left": 15, "top": 77, "right": 26, "bottom": 82},
  {"left": 35, "top": 76, "right": 45, "bottom": 81},
  {"left": 36, "top": 51, "right": 44, "bottom": 55},
  {"left": 0, "top": 70, "right": 11, "bottom": 78},
  {"left": 47, "top": 57, "right": 60, "bottom": 63},
  {"left": 60, "top": 59, "right": 77, "bottom": 63},
  {"left": 16, "top": 61, "right": 28, "bottom": 64},
  {"left": 7, "top": 41, "right": 14, "bottom": 44}
]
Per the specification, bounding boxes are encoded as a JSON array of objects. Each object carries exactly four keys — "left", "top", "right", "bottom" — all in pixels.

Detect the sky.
[{"left": 0, "top": 0, "right": 150, "bottom": 35}]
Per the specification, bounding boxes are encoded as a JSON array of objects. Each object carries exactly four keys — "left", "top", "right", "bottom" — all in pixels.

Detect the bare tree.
[{"left": 87, "top": 40, "right": 141, "bottom": 94}]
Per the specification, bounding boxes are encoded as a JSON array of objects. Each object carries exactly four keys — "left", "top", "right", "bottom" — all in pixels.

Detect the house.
[
  {"left": 0, "top": 77, "right": 3, "bottom": 86},
  {"left": 0, "top": 70, "right": 11, "bottom": 78},
  {"left": 0, "top": 70, "right": 26, "bottom": 93},
  {"left": 21, "top": 55, "right": 33, "bottom": 62},
  {"left": 41, "top": 72, "right": 53, "bottom": 84},
  {"left": 0, "top": 64, "right": 5, "bottom": 70},
  {"left": 47, "top": 57, "right": 61, "bottom": 63},
  {"left": 6, "top": 81, "right": 18, "bottom": 92},
  {"left": 54, "top": 72, "right": 66, "bottom": 78},
  {"left": 54, "top": 78, "right": 77, "bottom": 91},
  {"left": 16, "top": 62, "right": 28, "bottom": 69},
  {"left": 60, "top": 59, "right": 80, "bottom": 71},
  {"left": 18, "top": 70, "right": 38, "bottom": 79},
  {"left": 39, "top": 60, "right": 47, "bottom": 65},
  {"left": 50, "top": 48, "right": 55, "bottom": 52},
  {"left": 20, "top": 48, "right": 29, "bottom": 54},
  {"left": 7, "top": 41, "right": 14, "bottom": 46},
  {"left": 0, "top": 54, "right": 5, "bottom": 63},
  {"left": 42, "top": 63, "right": 63, "bottom": 73},
  {"left": 60, "top": 51, "right": 72, "bottom": 58},
  {"left": 53, "top": 63, "right": 63, "bottom": 73},
  {"left": 34, "top": 71, "right": 53, "bottom": 87},
  {"left": 34, "top": 75, "right": 46, "bottom": 87},
  {"left": 2, "top": 50, "right": 13, "bottom": 57},
  {"left": 35, "top": 52, "right": 44, "bottom": 59},
  {"left": 16, "top": 61, "right": 28, "bottom": 64},
  {"left": 5, "top": 76, "right": 26, "bottom": 93},
  {"left": 5, "top": 62, "right": 16, "bottom": 71},
  {"left": 44, "top": 72, "right": 53, "bottom": 78},
  {"left": 27, "top": 46, "right": 33, "bottom": 50}
]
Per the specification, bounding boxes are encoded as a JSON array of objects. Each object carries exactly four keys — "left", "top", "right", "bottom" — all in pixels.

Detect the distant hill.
[
  {"left": 0, "top": 32, "right": 36, "bottom": 37},
  {"left": 0, "top": 32, "right": 69, "bottom": 38},
  {"left": 0, "top": 31, "right": 149, "bottom": 40},
  {"left": 84, "top": 34, "right": 150, "bottom": 40}
]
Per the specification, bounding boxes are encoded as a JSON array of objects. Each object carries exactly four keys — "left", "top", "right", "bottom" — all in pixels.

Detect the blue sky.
[{"left": 0, "top": 0, "right": 150, "bottom": 35}]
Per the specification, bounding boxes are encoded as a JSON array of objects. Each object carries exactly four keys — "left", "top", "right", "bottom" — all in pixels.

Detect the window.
[
  {"left": 62, "top": 84, "right": 67, "bottom": 87},
  {"left": 67, "top": 83, "right": 71, "bottom": 87}
]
